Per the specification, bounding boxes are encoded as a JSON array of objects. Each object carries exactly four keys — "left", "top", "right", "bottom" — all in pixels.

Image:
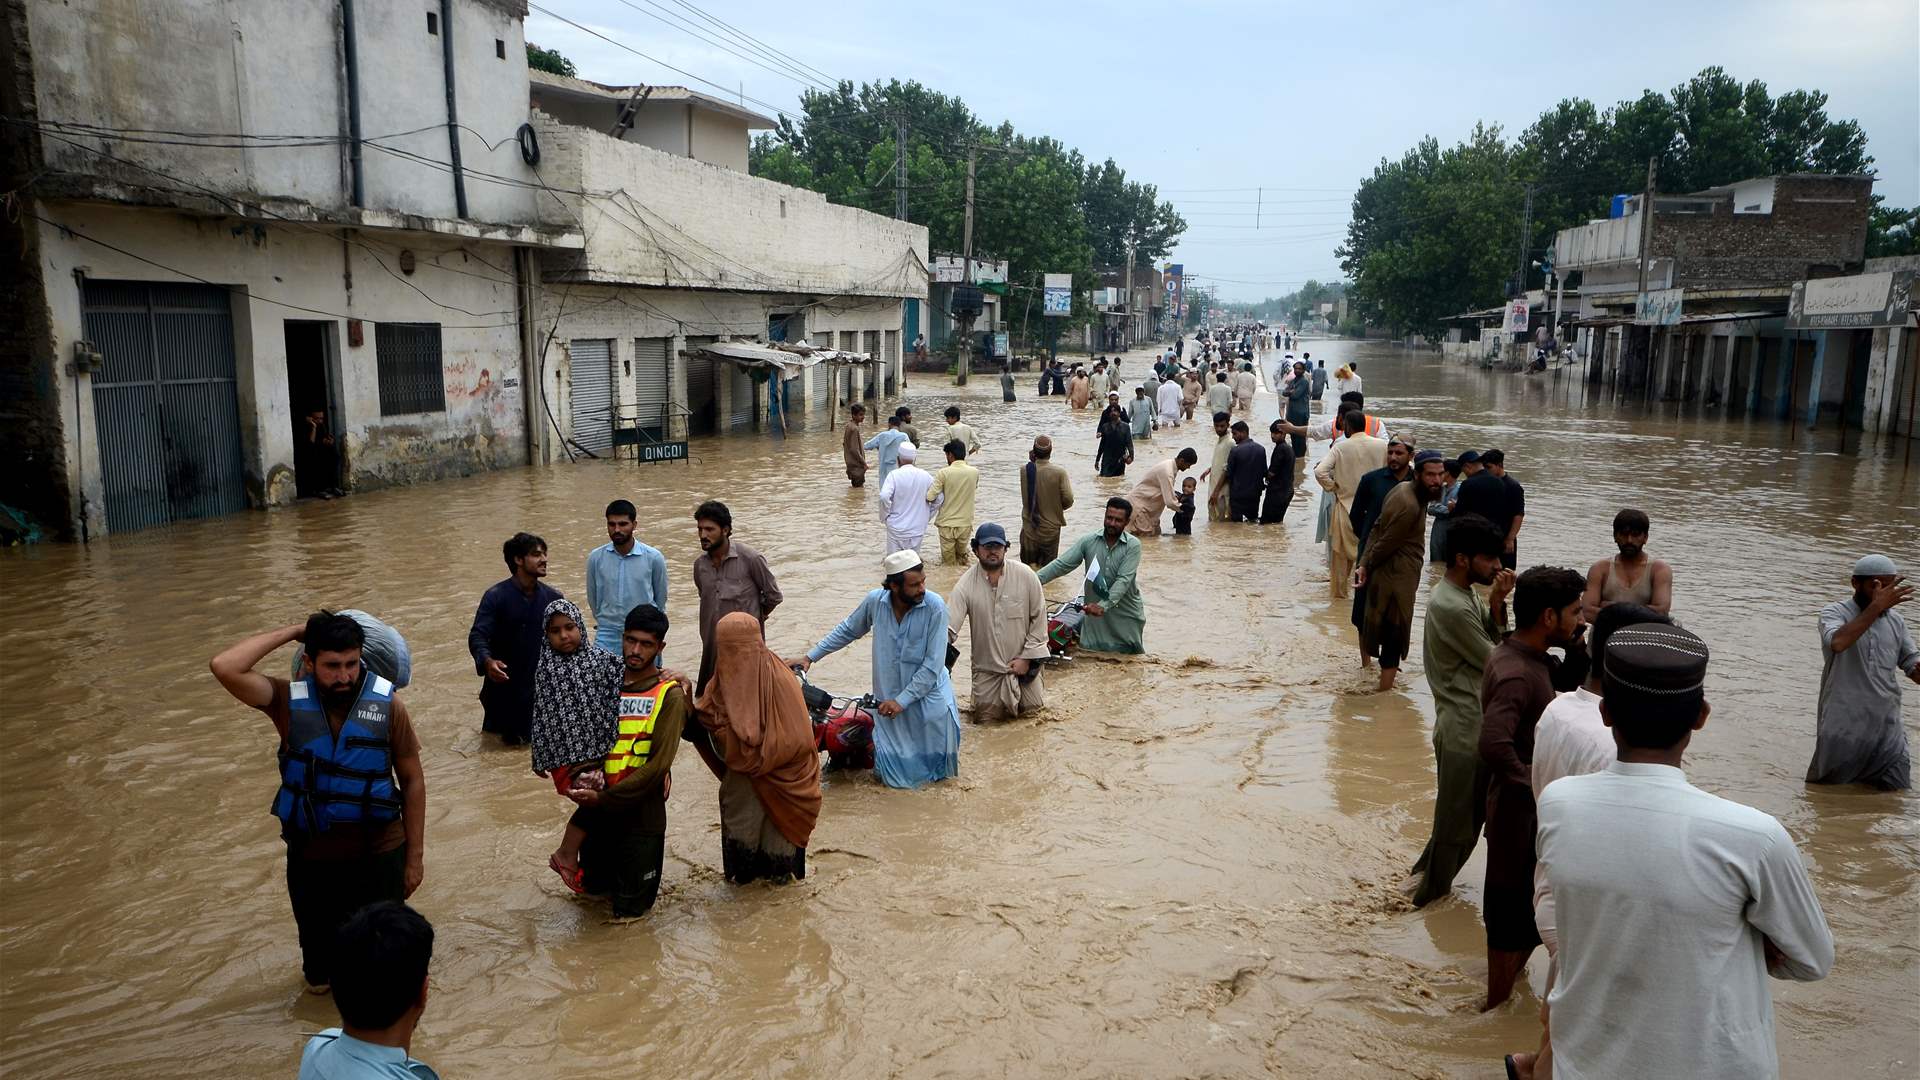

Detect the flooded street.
[{"left": 3, "top": 341, "right": 1916, "bottom": 1078}]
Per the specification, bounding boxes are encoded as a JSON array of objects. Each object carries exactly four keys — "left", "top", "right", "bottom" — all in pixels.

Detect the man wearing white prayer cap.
[
  {"left": 1807, "top": 553, "right": 1919, "bottom": 789},
  {"left": 791, "top": 547, "right": 961, "bottom": 788},
  {"left": 877, "top": 442, "right": 935, "bottom": 555}
]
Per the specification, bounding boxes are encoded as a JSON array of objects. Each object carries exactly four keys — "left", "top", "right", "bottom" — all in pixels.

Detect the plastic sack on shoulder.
[{"left": 291, "top": 609, "right": 412, "bottom": 688}]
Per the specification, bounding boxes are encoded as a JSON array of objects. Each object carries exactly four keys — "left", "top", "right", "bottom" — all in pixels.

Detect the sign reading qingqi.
[{"left": 637, "top": 441, "right": 689, "bottom": 463}]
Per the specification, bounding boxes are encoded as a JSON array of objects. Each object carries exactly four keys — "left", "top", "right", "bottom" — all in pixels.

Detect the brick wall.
[{"left": 1654, "top": 176, "right": 1872, "bottom": 290}]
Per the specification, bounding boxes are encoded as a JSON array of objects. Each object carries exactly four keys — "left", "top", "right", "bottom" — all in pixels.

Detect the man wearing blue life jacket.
[{"left": 212, "top": 612, "right": 426, "bottom": 995}]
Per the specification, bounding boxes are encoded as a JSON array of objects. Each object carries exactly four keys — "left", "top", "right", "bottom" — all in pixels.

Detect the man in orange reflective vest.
[{"left": 563, "top": 604, "right": 686, "bottom": 918}]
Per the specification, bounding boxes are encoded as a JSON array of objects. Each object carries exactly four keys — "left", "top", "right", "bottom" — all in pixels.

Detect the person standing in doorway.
[
  {"left": 1581, "top": 507, "right": 1674, "bottom": 621},
  {"left": 878, "top": 443, "right": 935, "bottom": 555},
  {"left": 1355, "top": 450, "right": 1445, "bottom": 690},
  {"left": 843, "top": 403, "right": 869, "bottom": 488},
  {"left": 1019, "top": 436, "right": 1074, "bottom": 568},
  {"left": 211, "top": 613, "right": 425, "bottom": 994},
  {"left": 1806, "top": 554, "right": 1918, "bottom": 789},
  {"left": 927, "top": 440, "right": 980, "bottom": 566},
  {"left": 586, "top": 499, "right": 668, "bottom": 655},
  {"left": 912, "top": 332, "right": 928, "bottom": 367},
  {"left": 1478, "top": 566, "right": 1587, "bottom": 1011},
  {"left": 691, "top": 501, "right": 783, "bottom": 695},
  {"left": 1407, "top": 515, "right": 1511, "bottom": 907},
  {"left": 794, "top": 551, "right": 962, "bottom": 789},
  {"left": 469, "top": 533, "right": 562, "bottom": 745},
  {"left": 1534, "top": 622, "right": 1832, "bottom": 1080}
]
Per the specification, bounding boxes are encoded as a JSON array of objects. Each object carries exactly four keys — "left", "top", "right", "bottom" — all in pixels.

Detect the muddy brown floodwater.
[{"left": 2, "top": 342, "right": 1917, "bottom": 1078}]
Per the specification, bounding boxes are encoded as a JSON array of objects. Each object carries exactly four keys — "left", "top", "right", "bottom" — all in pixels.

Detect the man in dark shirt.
[
  {"left": 1348, "top": 436, "right": 1414, "bottom": 662},
  {"left": 1455, "top": 448, "right": 1524, "bottom": 569},
  {"left": 1478, "top": 565, "right": 1587, "bottom": 1011},
  {"left": 468, "top": 532, "right": 562, "bottom": 744},
  {"left": 1223, "top": 421, "right": 1269, "bottom": 522}
]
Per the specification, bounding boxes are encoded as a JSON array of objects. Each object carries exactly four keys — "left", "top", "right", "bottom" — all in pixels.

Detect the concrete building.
[
  {"left": 1548, "top": 174, "right": 1889, "bottom": 429},
  {"left": 3, "top": 0, "right": 580, "bottom": 538},
  {"left": 525, "top": 92, "right": 927, "bottom": 452},
  {"left": 528, "top": 71, "right": 772, "bottom": 173},
  {"left": 1092, "top": 264, "right": 1162, "bottom": 352}
]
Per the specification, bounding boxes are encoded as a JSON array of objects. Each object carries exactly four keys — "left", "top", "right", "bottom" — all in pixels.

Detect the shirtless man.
[{"left": 1582, "top": 508, "right": 1673, "bottom": 622}]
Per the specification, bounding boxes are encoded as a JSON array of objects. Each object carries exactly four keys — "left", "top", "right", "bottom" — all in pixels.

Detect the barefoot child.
[
  {"left": 530, "top": 599, "right": 624, "bottom": 891},
  {"left": 1172, "top": 476, "right": 1199, "bottom": 535}
]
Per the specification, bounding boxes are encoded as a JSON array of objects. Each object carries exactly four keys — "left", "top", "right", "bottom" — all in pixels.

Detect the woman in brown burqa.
[{"left": 693, "top": 612, "right": 823, "bottom": 883}]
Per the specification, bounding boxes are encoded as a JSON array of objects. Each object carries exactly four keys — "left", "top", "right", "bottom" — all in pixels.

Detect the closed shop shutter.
[
  {"left": 884, "top": 329, "right": 900, "bottom": 396},
  {"left": 84, "top": 280, "right": 247, "bottom": 532},
  {"left": 811, "top": 332, "right": 832, "bottom": 408},
  {"left": 684, "top": 336, "right": 717, "bottom": 435},
  {"left": 568, "top": 339, "right": 614, "bottom": 455},
  {"left": 633, "top": 337, "right": 670, "bottom": 436}
]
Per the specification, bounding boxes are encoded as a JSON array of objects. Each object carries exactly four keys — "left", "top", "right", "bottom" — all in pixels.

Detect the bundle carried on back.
[{"left": 290, "top": 608, "right": 412, "bottom": 688}]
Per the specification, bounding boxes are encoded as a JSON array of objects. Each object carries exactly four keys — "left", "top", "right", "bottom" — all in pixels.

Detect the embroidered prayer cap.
[
  {"left": 1852, "top": 553, "right": 1899, "bottom": 577},
  {"left": 882, "top": 550, "right": 924, "bottom": 576},
  {"left": 1603, "top": 623, "right": 1710, "bottom": 697},
  {"left": 1413, "top": 449, "right": 1444, "bottom": 465}
]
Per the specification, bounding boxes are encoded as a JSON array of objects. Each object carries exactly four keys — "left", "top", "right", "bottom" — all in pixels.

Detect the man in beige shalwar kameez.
[
  {"left": 1124, "top": 449, "right": 1197, "bottom": 536},
  {"left": 946, "top": 523, "right": 1051, "bottom": 723},
  {"left": 1314, "top": 410, "right": 1387, "bottom": 599}
]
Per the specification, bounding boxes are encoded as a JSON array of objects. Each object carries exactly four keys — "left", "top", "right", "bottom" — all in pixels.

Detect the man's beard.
[
  {"left": 320, "top": 676, "right": 361, "bottom": 708},
  {"left": 1855, "top": 589, "right": 1875, "bottom": 609},
  {"left": 699, "top": 535, "right": 717, "bottom": 552},
  {"left": 892, "top": 589, "right": 924, "bottom": 608},
  {"left": 1416, "top": 482, "right": 1441, "bottom": 506},
  {"left": 1617, "top": 542, "right": 1643, "bottom": 559}
]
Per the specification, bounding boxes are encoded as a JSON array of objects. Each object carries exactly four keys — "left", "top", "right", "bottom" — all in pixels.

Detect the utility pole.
[
  {"left": 894, "top": 119, "right": 908, "bottom": 221},
  {"left": 957, "top": 144, "right": 976, "bottom": 385},
  {"left": 1634, "top": 156, "right": 1658, "bottom": 396},
  {"left": 1122, "top": 242, "right": 1135, "bottom": 351},
  {"left": 1516, "top": 182, "right": 1534, "bottom": 297}
]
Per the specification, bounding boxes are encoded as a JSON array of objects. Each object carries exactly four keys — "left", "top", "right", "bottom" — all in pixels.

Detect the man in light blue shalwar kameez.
[
  {"left": 864, "top": 420, "right": 913, "bottom": 491},
  {"left": 798, "top": 550, "right": 961, "bottom": 788}
]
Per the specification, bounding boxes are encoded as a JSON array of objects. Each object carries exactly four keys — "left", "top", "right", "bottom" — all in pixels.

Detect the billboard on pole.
[
  {"left": 1043, "top": 273, "right": 1073, "bottom": 317},
  {"left": 1163, "top": 264, "right": 1184, "bottom": 329}
]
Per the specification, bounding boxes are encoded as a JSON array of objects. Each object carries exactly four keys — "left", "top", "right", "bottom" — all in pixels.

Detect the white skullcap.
[
  {"left": 895, "top": 442, "right": 917, "bottom": 462},
  {"left": 882, "top": 550, "right": 923, "bottom": 575}
]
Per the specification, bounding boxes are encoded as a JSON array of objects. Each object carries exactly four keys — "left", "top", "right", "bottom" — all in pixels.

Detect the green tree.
[
  {"left": 1867, "top": 201, "right": 1919, "bottom": 258},
  {"left": 525, "top": 43, "right": 575, "bottom": 77}
]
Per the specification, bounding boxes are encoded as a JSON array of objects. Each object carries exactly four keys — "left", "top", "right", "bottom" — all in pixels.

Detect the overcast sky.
[{"left": 528, "top": 0, "right": 1919, "bottom": 302}]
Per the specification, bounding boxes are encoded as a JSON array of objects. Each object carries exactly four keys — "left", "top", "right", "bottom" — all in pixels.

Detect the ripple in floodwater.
[{"left": 1, "top": 342, "right": 1915, "bottom": 1078}]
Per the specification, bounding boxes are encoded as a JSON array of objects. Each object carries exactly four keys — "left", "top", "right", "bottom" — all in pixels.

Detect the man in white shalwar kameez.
[
  {"left": 1155, "top": 376, "right": 1183, "bottom": 428},
  {"left": 878, "top": 443, "right": 935, "bottom": 554}
]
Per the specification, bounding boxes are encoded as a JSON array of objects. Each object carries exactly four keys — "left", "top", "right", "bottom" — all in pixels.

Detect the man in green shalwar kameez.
[
  {"left": 1408, "top": 512, "right": 1513, "bottom": 907},
  {"left": 1038, "top": 498, "right": 1146, "bottom": 655}
]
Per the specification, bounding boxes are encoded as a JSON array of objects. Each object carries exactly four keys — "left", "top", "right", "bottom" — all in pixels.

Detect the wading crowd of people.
[{"left": 208, "top": 333, "right": 1913, "bottom": 1079}]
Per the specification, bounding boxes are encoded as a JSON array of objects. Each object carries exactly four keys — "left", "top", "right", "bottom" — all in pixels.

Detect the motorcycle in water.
[
  {"left": 1047, "top": 598, "right": 1086, "bottom": 656},
  {"left": 794, "top": 668, "right": 877, "bottom": 771}
]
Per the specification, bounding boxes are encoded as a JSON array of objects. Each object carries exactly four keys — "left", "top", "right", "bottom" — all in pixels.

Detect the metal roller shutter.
[
  {"left": 633, "top": 337, "right": 670, "bottom": 436},
  {"left": 811, "top": 332, "right": 832, "bottom": 408},
  {"left": 568, "top": 339, "right": 614, "bottom": 455}
]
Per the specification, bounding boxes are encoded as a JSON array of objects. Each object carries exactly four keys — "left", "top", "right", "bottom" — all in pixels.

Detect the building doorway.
[{"left": 285, "top": 320, "right": 342, "bottom": 498}]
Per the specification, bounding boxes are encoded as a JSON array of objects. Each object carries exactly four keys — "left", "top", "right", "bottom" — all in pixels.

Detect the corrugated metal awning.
[{"left": 679, "top": 340, "right": 878, "bottom": 379}]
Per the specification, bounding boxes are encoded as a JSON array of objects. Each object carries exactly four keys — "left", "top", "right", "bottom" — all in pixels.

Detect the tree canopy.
[
  {"left": 1338, "top": 67, "right": 1905, "bottom": 339},
  {"left": 750, "top": 79, "right": 1185, "bottom": 315},
  {"left": 525, "top": 43, "right": 575, "bottom": 77}
]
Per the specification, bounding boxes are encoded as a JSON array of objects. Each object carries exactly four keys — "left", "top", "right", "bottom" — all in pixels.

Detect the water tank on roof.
[{"left": 1609, "top": 194, "right": 1631, "bottom": 219}]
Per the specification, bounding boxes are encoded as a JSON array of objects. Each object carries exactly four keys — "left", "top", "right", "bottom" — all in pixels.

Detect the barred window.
[{"left": 375, "top": 322, "right": 446, "bottom": 416}]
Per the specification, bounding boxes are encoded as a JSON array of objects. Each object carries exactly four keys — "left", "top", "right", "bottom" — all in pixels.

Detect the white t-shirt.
[
  {"left": 1529, "top": 688, "right": 1614, "bottom": 952},
  {"left": 1537, "top": 763, "right": 1833, "bottom": 1080}
]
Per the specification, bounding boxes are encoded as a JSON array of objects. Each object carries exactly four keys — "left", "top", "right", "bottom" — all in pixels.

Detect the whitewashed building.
[
  {"left": 3, "top": 0, "right": 581, "bottom": 538},
  {"left": 525, "top": 72, "right": 927, "bottom": 453}
]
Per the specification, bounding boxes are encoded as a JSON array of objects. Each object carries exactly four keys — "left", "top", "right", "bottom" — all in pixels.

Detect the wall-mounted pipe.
[
  {"left": 340, "top": 0, "right": 363, "bottom": 207},
  {"left": 439, "top": 0, "right": 468, "bottom": 218}
]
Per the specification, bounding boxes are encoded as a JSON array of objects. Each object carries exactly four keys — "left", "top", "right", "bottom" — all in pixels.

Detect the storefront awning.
[
  {"left": 679, "top": 340, "right": 877, "bottom": 378},
  {"left": 1575, "top": 310, "right": 1777, "bottom": 329}
]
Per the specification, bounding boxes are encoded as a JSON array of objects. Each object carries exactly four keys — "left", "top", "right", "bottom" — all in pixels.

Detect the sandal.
[
  {"left": 548, "top": 853, "right": 585, "bottom": 894},
  {"left": 1504, "top": 1054, "right": 1520, "bottom": 1080}
]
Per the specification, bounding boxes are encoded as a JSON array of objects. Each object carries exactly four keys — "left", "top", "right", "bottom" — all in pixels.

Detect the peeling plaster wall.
[{"left": 35, "top": 202, "right": 527, "bottom": 536}]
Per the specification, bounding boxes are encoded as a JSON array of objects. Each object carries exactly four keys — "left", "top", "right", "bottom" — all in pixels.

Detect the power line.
[
  {"left": 599, "top": 0, "right": 837, "bottom": 93},
  {"left": 664, "top": 0, "right": 843, "bottom": 90}
]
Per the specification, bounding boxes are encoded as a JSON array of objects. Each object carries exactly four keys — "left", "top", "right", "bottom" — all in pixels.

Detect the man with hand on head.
[{"left": 1807, "top": 553, "right": 1919, "bottom": 790}]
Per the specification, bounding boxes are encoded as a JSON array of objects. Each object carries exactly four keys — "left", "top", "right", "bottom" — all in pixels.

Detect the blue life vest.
[{"left": 274, "top": 674, "right": 401, "bottom": 834}]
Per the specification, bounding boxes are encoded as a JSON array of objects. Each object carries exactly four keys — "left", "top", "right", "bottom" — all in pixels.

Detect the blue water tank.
[{"left": 1609, "top": 194, "right": 1630, "bottom": 219}]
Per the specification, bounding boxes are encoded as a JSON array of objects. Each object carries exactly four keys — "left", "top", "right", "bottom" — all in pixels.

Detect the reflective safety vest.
[
  {"left": 274, "top": 674, "right": 400, "bottom": 834},
  {"left": 605, "top": 679, "right": 677, "bottom": 785}
]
